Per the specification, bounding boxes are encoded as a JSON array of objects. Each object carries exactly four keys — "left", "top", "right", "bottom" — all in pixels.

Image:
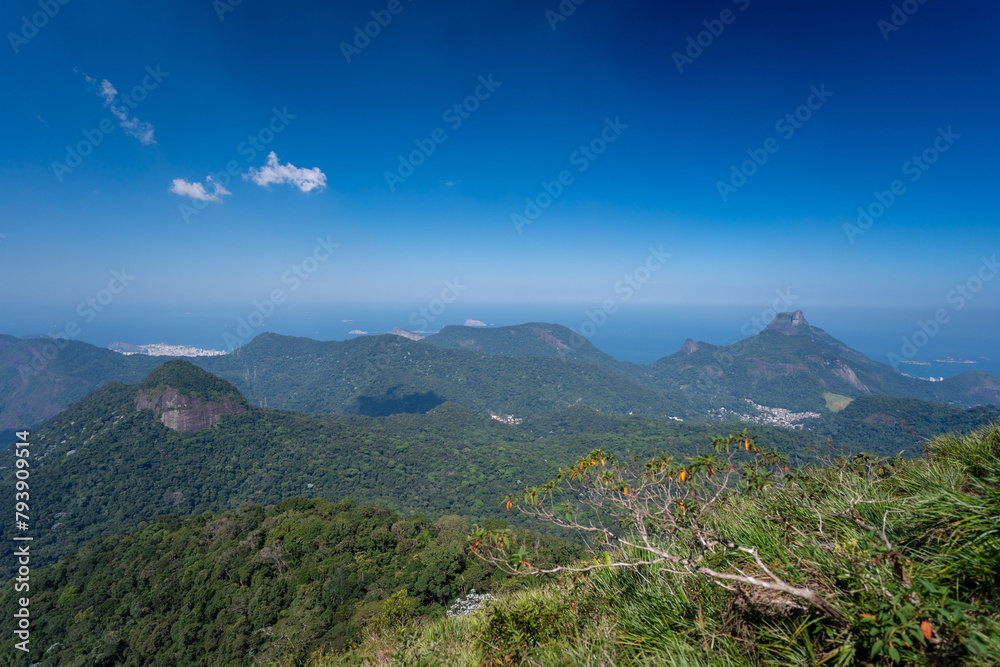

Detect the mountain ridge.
[{"left": 2, "top": 313, "right": 998, "bottom": 440}]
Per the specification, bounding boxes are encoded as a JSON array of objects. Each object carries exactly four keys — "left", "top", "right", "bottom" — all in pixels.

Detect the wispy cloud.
[
  {"left": 98, "top": 79, "right": 117, "bottom": 106},
  {"left": 168, "top": 176, "right": 231, "bottom": 202},
  {"left": 81, "top": 71, "right": 156, "bottom": 145},
  {"left": 244, "top": 152, "right": 326, "bottom": 193}
]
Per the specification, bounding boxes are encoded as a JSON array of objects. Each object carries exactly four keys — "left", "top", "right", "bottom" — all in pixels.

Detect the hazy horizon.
[{"left": 4, "top": 303, "right": 997, "bottom": 380}]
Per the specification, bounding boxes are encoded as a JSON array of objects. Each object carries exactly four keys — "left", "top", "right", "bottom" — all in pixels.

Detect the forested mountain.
[
  {"left": 632, "top": 312, "right": 1000, "bottom": 413},
  {"left": 3, "top": 313, "right": 998, "bottom": 448},
  {"left": 0, "top": 360, "right": 821, "bottom": 581},
  {"left": 198, "top": 332, "right": 691, "bottom": 419},
  {"left": 422, "top": 321, "right": 631, "bottom": 373},
  {"left": 0, "top": 498, "right": 581, "bottom": 666},
  {"left": 1, "top": 358, "right": 996, "bottom": 666},
  {"left": 0, "top": 334, "right": 161, "bottom": 437},
  {"left": 0, "top": 331, "right": 691, "bottom": 437}
]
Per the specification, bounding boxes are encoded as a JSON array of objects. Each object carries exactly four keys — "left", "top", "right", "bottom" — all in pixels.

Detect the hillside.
[
  {"left": 422, "top": 321, "right": 631, "bottom": 373},
  {"left": 0, "top": 361, "right": 820, "bottom": 580},
  {"left": 0, "top": 498, "right": 581, "bottom": 666},
  {"left": 197, "top": 332, "right": 692, "bottom": 420},
  {"left": 811, "top": 394, "right": 1000, "bottom": 457},
  {"left": 0, "top": 332, "right": 692, "bottom": 436},
  {"left": 3, "top": 315, "right": 998, "bottom": 443},
  {"left": 317, "top": 423, "right": 1000, "bottom": 666},
  {"left": 0, "top": 334, "right": 161, "bottom": 436}
]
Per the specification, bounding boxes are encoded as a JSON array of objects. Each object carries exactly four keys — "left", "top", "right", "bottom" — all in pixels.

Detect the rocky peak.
[
  {"left": 135, "top": 360, "right": 248, "bottom": 432},
  {"left": 680, "top": 338, "right": 699, "bottom": 354},
  {"left": 764, "top": 310, "right": 810, "bottom": 335}
]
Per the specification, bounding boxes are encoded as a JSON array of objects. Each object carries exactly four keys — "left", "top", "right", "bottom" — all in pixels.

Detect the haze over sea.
[{"left": 7, "top": 304, "right": 998, "bottom": 381}]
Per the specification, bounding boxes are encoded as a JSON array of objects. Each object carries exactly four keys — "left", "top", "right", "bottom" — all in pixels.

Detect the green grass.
[
  {"left": 822, "top": 392, "right": 853, "bottom": 412},
  {"left": 301, "top": 423, "right": 1000, "bottom": 667}
]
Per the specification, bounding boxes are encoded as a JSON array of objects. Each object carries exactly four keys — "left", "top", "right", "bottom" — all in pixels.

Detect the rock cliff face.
[
  {"left": 680, "top": 338, "right": 699, "bottom": 355},
  {"left": 765, "top": 310, "right": 809, "bottom": 335},
  {"left": 135, "top": 387, "right": 247, "bottom": 432},
  {"left": 531, "top": 327, "right": 569, "bottom": 350},
  {"left": 832, "top": 363, "right": 871, "bottom": 393},
  {"left": 392, "top": 327, "right": 425, "bottom": 342}
]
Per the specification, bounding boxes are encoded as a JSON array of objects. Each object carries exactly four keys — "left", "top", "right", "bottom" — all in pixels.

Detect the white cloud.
[
  {"left": 81, "top": 73, "right": 156, "bottom": 145},
  {"left": 98, "top": 79, "right": 117, "bottom": 105},
  {"left": 168, "top": 176, "right": 231, "bottom": 202},
  {"left": 244, "top": 152, "right": 326, "bottom": 193}
]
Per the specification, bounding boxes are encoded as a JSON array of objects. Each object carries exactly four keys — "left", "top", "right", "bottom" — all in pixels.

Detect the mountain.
[
  {"left": 0, "top": 332, "right": 691, "bottom": 435},
  {"left": 196, "top": 332, "right": 691, "bottom": 420},
  {"left": 135, "top": 359, "right": 249, "bottom": 432},
  {"left": 422, "top": 322, "right": 629, "bottom": 372},
  {"left": 3, "top": 314, "right": 998, "bottom": 439},
  {"left": 0, "top": 360, "right": 822, "bottom": 581},
  {"left": 632, "top": 311, "right": 1000, "bottom": 414},
  {"left": 0, "top": 334, "right": 161, "bottom": 437}
]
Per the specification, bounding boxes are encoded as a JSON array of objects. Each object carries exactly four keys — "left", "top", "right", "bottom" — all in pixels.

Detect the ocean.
[{"left": 5, "top": 303, "right": 998, "bottom": 380}]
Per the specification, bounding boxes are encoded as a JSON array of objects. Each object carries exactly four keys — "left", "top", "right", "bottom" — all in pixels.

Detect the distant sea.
[{"left": 6, "top": 303, "right": 999, "bottom": 381}]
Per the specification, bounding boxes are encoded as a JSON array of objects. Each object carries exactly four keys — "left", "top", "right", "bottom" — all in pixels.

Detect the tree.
[{"left": 471, "top": 431, "right": 846, "bottom": 620}]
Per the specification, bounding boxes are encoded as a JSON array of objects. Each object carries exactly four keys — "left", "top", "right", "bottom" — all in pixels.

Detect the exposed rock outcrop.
[
  {"left": 832, "top": 363, "right": 871, "bottom": 393},
  {"left": 765, "top": 310, "right": 809, "bottom": 335},
  {"left": 393, "top": 327, "right": 425, "bottom": 341},
  {"left": 681, "top": 338, "right": 699, "bottom": 355},
  {"left": 135, "top": 388, "right": 246, "bottom": 432},
  {"left": 531, "top": 327, "right": 570, "bottom": 350}
]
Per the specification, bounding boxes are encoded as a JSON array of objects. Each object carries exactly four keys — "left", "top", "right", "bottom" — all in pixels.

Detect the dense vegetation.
[
  {"left": 199, "top": 333, "right": 692, "bottom": 419},
  {"left": 1, "top": 350, "right": 997, "bottom": 666},
  {"left": 631, "top": 320, "right": 1000, "bottom": 414},
  {"left": 0, "top": 362, "right": 820, "bottom": 581},
  {"left": 0, "top": 498, "right": 580, "bottom": 666},
  {"left": 811, "top": 394, "right": 1000, "bottom": 457},
  {"left": 0, "top": 334, "right": 160, "bottom": 434},
  {"left": 422, "top": 322, "right": 632, "bottom": 374},
  {"left": 5, "top": 320, "right": 999, "bottom": 444},
  {"left": 137, "top": 359, "right": 250, "bottom": 408},
  {"left": 324, "top": 423, "right": 1000, "bottom": 666}
]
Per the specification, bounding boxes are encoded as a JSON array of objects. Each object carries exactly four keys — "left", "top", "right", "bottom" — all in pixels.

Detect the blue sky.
[{"left": 1, "top": 0, "right": 998, "bottom": 324}]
